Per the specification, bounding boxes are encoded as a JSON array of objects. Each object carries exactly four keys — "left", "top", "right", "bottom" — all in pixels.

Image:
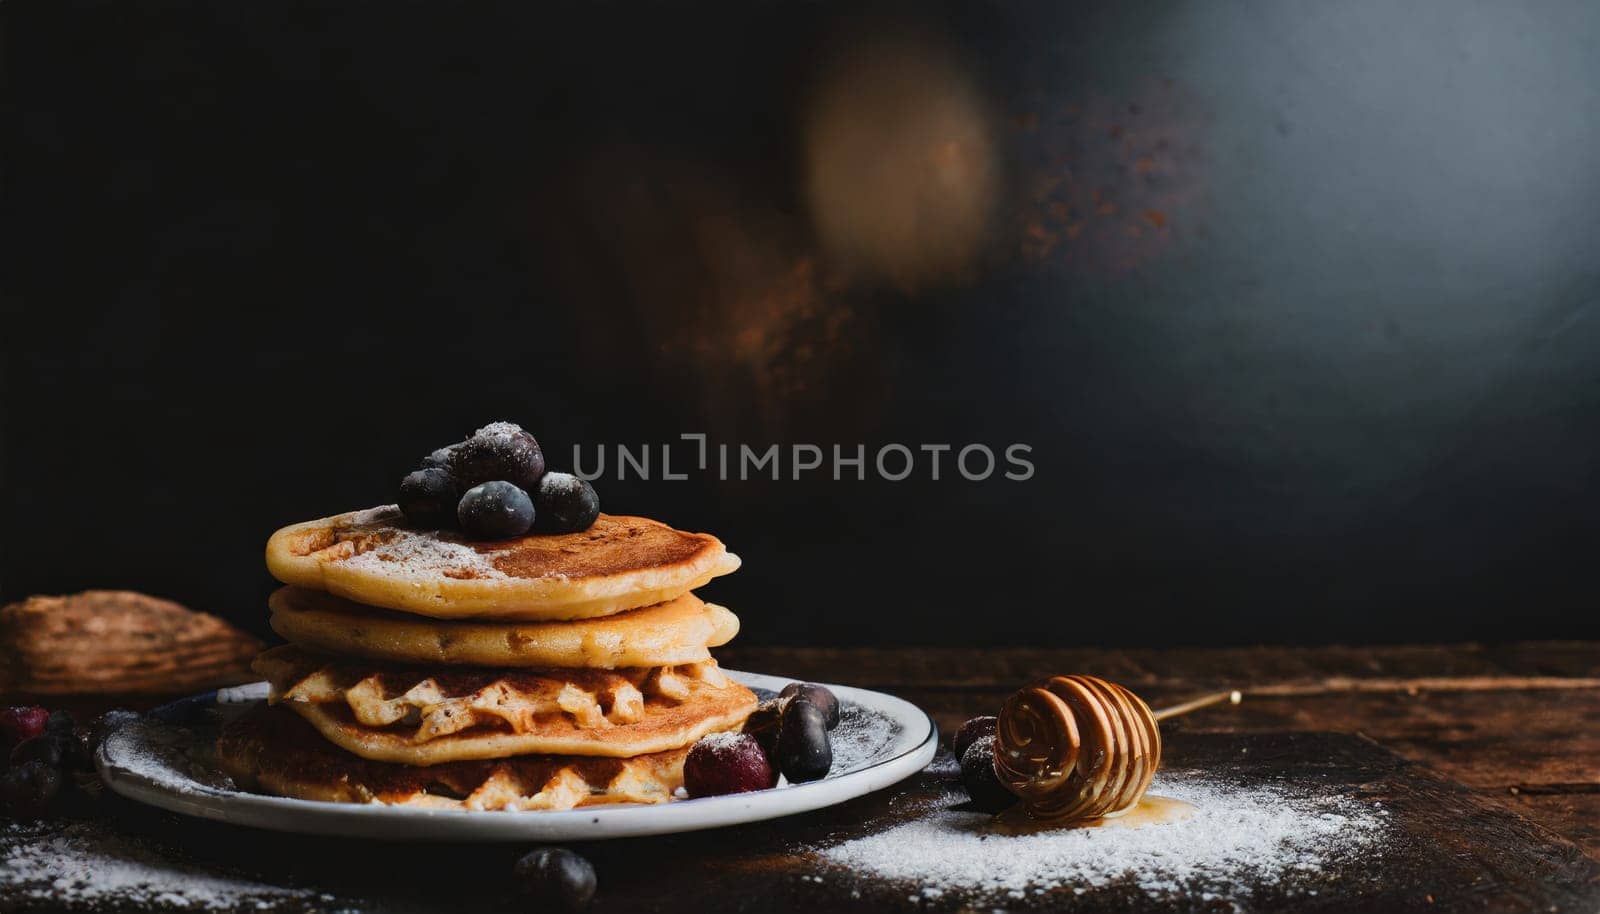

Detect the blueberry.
[
  {"left": 531, "top": 473, "right": 600, "bottom": 534},
  {"left": 451, "top": 422, "right": 545, "bottom": 491},
  {"left": 0, "top": 761, "right": 62, "bottom": 818},
  {"left": 776, "top": 699, "right": 832, "bottom": 783},
  {"left": 399, "top": 467, "right": 460, "bottom": 529},
  {"left": 684, "top": 732, "right": 777, "bottom": 797},
  {"left": 513, "top": 847, "right": 596, "bottom": 912},
  {"left": 952, "top": 715, "right": 997, "bottom": 761},
  {"left": 959, "top": 736, "right": 1017, "bottom": 813},
  {"left": 59, "top": 730, "right": 94, "bottom": 773},
  {"left": 457, "top": 481, "right": 536, "bottom": 540},
  {"left": 779, "top": 682, "right": 840, "bottom": 730},
  {"left": 421, "top": 444, "right": 461, "bottom": 471},
  {"left": 45, "top": 710, "right": 76, "bottom": 736},
  {"left": 11, "top": 736, "right": 63, "bottom": 769}
]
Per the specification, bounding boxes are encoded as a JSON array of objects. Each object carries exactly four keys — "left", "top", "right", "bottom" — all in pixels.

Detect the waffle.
[
  {"left": 217, "top": 703, "right": 689, "bottom": 810},
  {"left": 265, "top": 508, "right": 740, "bottom": 621},
  {"left": 0, "top": 591, "right": 262, "bottom": 695},
  {"left": 267, "top": 587, "right": 740, "bottom": 669},
  {"left": 255, "top": 646, "right": 757, "bottom": 765}
]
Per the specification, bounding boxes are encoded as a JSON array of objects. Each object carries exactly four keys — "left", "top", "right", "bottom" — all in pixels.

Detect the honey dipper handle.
[{"left": 1151, "top": 689, "right": 1242, "bottom": 722}]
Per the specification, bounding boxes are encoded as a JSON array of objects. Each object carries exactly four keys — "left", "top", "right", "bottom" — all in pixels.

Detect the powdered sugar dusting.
[
  {"left": 814, "top": 771, "right": 1387, "bottom": 902},
  {"left": 101, "top": 717, "right": 238, "bottom": 798},
  {"left": 827, "top": 703, "right": 904, "bottom": 774},
  {"left": 338, "top": 526, "right": 506, "bottom": 581},
  {"left": 696, "top": 730, "right": 752, "bottom": 752},
  {"left": 1, "top": 821, "right": 332, "bottom": 911},
  {"left": 474, "top": 421, "right": 525, "bottom": 441}
]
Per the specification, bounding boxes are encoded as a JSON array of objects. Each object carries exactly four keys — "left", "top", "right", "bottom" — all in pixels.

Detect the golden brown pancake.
[
  {"left": 217, "top": 703, "right": 689, "bottom": 810},
  {"left": 255, "top": 646, "right": 757, "bottom": 765},
  {"left": 264, "top": 508, "right": 740, "bottom": 621},
  {"left": 268, "top": 587, "right": 741, "bottom": 669}
]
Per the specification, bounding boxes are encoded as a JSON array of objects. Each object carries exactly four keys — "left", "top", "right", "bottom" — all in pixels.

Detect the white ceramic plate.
[{"left": 97, "top": 670, "right": 937, "bottom": 841}]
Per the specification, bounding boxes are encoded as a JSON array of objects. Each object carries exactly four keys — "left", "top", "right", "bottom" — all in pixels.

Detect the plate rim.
[{"left": 97, "top": 669, "right": 938, "bottom": 842}]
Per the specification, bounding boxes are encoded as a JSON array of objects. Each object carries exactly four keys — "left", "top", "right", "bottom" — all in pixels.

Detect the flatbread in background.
[{"left": 0, "top": 590, "right": 263, "bottom": 696}]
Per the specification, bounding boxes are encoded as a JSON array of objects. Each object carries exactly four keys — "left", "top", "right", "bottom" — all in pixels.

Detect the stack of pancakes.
[{"left": 216, "top": 507, "right": 758, "bottom": 811}]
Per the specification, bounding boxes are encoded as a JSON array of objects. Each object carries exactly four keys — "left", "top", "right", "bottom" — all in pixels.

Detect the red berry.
[
  {"left": 684, "top": 732, "right": 777, "bottom": 797},
  {"left": 0, "top": 707, "right": 48, "bottom": 744}
]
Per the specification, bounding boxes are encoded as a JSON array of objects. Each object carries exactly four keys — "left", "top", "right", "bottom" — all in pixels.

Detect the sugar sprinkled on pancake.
[{"left": 265, "top": 509, "right": 740, "bottom": 620}]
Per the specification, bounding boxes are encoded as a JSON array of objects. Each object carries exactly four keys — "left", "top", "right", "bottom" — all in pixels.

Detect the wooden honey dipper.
[{"left": 993, "top": 675, "right": 1240, "bottom": 822}]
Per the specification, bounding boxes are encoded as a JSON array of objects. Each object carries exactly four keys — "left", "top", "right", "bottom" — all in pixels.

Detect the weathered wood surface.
[
  {"left": 3, "top": 641, "right": 1598, "bottom": 912},
  {"left": 723, "top": 641, "right": 1600, "bottom": 861},
  {"left": 10, "top": 731, "right": 1595, "bottom": 913}
]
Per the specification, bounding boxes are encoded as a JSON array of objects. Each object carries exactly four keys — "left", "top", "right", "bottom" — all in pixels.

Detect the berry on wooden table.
[
  {"left": 952, "top": 716, "right": 997, "bottom": 761},
  {"left": 0, "top": 761, "right": 62, "bottom": 819},
  {"left": 959, "top": 735, "right": 1018, "bottom": 813},
  {"left": 0, "top": 707, "right": 48, "bottom": 745},
  {"left": 513, "top": 847, "right": 596, "bottom": 912}
]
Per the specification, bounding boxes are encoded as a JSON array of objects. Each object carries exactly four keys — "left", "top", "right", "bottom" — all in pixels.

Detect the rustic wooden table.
[
  {"left": 4, "top": 641, "right": 1598, "bottom": 912},
  {"left": 722, "top": 641, "right": 1600, "bottom": 861}
]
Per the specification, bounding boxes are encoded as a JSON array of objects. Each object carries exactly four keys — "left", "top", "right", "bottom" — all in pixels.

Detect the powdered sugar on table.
[
  {"left": 813, "top": 770, "right": 1387, "bottom": 903},
  {"left": 1, "top": 821, "right": 333, "bottom": 912}
]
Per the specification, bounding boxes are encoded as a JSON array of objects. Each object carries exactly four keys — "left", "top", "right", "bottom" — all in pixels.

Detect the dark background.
[{"left": 4, "top": 0, "right": 1598, "bottom": 647}]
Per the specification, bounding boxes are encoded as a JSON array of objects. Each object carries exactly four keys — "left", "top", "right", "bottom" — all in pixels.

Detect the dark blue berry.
[
  {"left": 421, "top": 444, "right": 461, "bottom": 471},
  {"left": 960, "top": 736, "right": 1016, "bottom": 813},
  {"left": 776, "top": 699, "right": 832, "bottom": 783},
  {"left": 513, "top": 847, "right": 596, "bottom": 912},
  {"left": 451, "top": 422, "right": 545, "bottom": 491},
  {"left": 743, "top": 699, "right": 784, "bottom": 760},
  {"left": 779, "top": 682, "right": 840, "bottom": 730},
  {"left": 45, "top": 710, "right": 76, "bottom": 736},
  {"left": 457, "top": 481, "right": 535, "bottom": 540},
  {"left": 532, "top": 472, "right": 600, "bottom": 534},
  {"left": 399, "top": 468, "right": 460, "bottom": 529},
  {"left": 952, "top": 716, "right": 997, "bottom": 761},
  {"left": 0, "top": 761, "right": 62, "bottom": 818}
]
